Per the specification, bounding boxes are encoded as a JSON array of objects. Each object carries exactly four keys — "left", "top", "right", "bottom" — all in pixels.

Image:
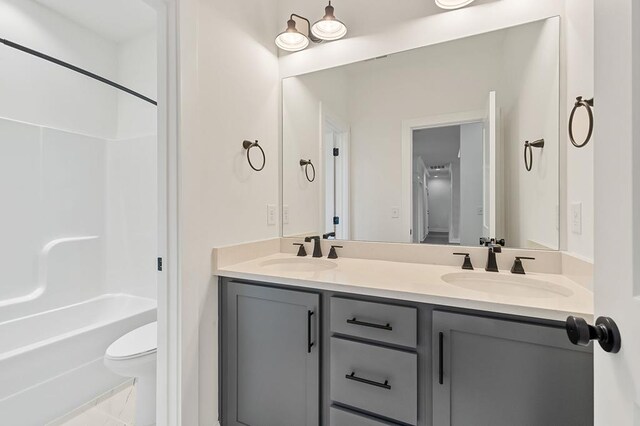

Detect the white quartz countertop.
[{"left": 215, "top": 252, "right": 594, "bottom": 322}]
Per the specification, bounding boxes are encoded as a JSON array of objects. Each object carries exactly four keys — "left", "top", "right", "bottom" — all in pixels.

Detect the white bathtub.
[{"left": 0, "top": 294, "right": 156, "bottom": 425}]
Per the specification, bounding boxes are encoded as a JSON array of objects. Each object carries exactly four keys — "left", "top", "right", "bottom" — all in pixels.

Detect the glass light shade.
[
  {"left": 311, "top": 2, "right": 347, "bottom": 41},
  {"left": 435, "top": 0, "right": 475, "bottom": 9},
  {"left": 275, "top": 19, "right": 310, "bottom": 52}
]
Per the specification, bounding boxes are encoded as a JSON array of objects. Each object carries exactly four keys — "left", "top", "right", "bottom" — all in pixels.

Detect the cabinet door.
[
  {"left": 224, "top": 282, "right": 320, "bottom": 426},
  {"left": 432, "top": 311, "right": 593, "bottom": 426}
]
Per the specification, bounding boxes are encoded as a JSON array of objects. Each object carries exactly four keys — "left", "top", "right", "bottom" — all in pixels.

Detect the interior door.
[
  {"left": 592, "top": 2, "right": 640, "bottom": 424},
  {"left": 482, "top": 91, "right": 497, "bottom": 239}
]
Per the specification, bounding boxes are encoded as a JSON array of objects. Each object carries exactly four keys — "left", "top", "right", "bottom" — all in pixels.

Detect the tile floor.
[{"left": 47, "top": 380, "right": 136, "bottom": 426}]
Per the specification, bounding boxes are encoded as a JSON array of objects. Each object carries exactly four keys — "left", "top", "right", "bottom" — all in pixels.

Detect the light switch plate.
[
  {"left": 267, "top": 204, "right": 277, "bottom": 226},
  {"left": 283, "top": 205, "right": 290, "bottom": 224},
  {"left": 391, "top": 207, "right": 400, "bottom": 218},
  {"left": 571, "top": 202, "right": 582, "bottom": 234}
]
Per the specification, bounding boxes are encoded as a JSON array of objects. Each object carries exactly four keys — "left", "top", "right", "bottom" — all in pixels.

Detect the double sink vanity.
[
  {"left": 214, "top": 238, "right": 594, "bottom": 426},
  {"left": 217, "top": 11, "right": 596, "bottom": 426}
]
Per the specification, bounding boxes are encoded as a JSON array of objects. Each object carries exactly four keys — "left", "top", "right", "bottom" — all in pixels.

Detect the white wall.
[
  {"left": 564, "top": 0, "right": 594, "bottom": 260},
  {"left": 0, "top": 0, "right": 118, "bottom": 138},
  {"left": 427, "top": 177, "right": 451, "bottom": 232},
  {"left": 116, "top": 31, "right": 158, "bottom": 139},
  {"left": 502, "top": 19, "right": 560, "bottom": 250},
  {"left": 177, "top": 0, "right": 280, "bottom": 423},
  {"left": 282, "top": 70, "right": 349, "bottom": 237}
]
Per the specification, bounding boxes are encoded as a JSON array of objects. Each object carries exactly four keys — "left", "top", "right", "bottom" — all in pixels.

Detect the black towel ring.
[
  {"left": 242, "top": 140, "right": 265, "bottom": 172},
  {"left": 300, "top": 159, "right": 316, "bottom": 182},
  {"left": 524, "top": 139, "right": 545, "bottom": 172},
  {"left": 569, "top": 96, "right": 594, "bottom": 148}
]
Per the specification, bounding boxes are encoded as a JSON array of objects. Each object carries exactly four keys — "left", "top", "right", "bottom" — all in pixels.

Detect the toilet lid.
[{"left": 106, "top": 321, "right": 157, "bottom": 360}]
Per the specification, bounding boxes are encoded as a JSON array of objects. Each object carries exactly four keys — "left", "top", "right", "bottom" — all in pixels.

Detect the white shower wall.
[{"left": 0, "top": 0, "right": 157, "bottom": 312}]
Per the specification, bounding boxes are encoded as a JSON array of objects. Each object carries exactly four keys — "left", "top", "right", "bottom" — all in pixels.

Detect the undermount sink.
[
  {"left": 259, "top": 257, "right": 337, "bottom": 273},
  {"left": 441, "top": 272, "right": 573, "bottom": 298}
]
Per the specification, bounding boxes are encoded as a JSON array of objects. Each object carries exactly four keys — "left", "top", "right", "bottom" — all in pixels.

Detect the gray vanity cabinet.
[
  {"left": 222, "top": 282, "right": 320, "bottom": 426},
  {"left": 432, "top": 311, "right": 594, "bottom": 426}
]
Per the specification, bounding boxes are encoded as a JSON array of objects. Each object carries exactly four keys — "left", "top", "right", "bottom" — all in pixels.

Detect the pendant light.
[
  {"left": 311, "top": 1, "right": 347, "bottom": 41},
  {"left": 275, "top": 17, "right": 310, "bottom": 52},
  {"left": 435, "top": 0, "right": 476, "bottom": 9}
]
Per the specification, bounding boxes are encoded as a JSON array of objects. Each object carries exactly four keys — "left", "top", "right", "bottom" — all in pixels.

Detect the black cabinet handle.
[
  {"left": 438, "top": 332, "right": 444, "bottom": 385},
  {"left": 307, "top": 310, "right": 315, "bottom": 353},
  {"left": 345, "top": 372, "right": 391, "bottom": 390},
  {"left": 346, "top": 317, "right": 392, "bottom": 331}
]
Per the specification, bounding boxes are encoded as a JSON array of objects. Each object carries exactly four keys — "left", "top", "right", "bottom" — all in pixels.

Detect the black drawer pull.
[
  {"left": 438, "top": 332, "right": 444, "bottom": 385},
  {"left": 307, "top": 310, "right": 315, "bottom": 353},
  {"left": 347, "top": 317, "right": 392, "bottom": 331},
  {"left": 345, "top": 371, "right": 391, "bottom": 390}
]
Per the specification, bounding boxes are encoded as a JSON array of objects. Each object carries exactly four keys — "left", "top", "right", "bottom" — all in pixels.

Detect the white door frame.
[
  {"left": 401, "top": 110, "right": 484, "bottom": 243},
  {"left": 143, "top": 0, "right": 180, "bottom": 425}
]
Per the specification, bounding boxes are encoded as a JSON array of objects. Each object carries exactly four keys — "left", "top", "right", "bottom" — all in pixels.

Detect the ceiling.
[
  {"left": 413, "top": 125, "right": 461, "bottom": 169},
  {"left": 34, "top": 0, "right": 156, "bottom": 43}
]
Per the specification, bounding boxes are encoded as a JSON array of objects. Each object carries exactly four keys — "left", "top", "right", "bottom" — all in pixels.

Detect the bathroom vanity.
[
  {"left": 216, "top": 245, "right": 594, "bottom": 426},
  {"left": 217, "top": 11, "right": 596, "bottom": 426}
]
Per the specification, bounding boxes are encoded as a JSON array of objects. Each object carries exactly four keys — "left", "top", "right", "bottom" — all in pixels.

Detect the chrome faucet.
[{"left": 304, "top": 236, "right": 322, "bottom": 258}]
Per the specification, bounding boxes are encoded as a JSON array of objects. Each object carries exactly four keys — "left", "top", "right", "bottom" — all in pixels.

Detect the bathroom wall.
[
  {"left": 283, "top": 69, "right": 350, "bottom": 237},
  {"left": 502, "top": 19, "right": 560, "bottom": 250},
  {"left": 427, "top": 177, "right": 452, "bottom": 232},
  {"left": 0, "top": 0, "right": 118, "bottom": 138},
  {"left": 177, "top": 0, "right": 280, "bottom": 423},
  {"left": 0, "top": 0, "right": 158, "bottom": 313}
]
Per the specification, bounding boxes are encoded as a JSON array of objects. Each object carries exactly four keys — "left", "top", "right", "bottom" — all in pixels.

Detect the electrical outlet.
[
  {"left": 283, "top": 205, "right": 290, "bottom": 224},
  {"left": 571, "top": 203, "right": 582, "bottom": 234},
  {"left": 267, "top": 204, "right": 277, "bottom": 226},
  {"left": 391, "top": 207, "right": 400, "bottom": 219}
]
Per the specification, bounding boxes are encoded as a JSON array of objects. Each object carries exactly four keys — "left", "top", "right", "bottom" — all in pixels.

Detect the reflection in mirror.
[{"left": 282, "top": 17, "right": 560, "bottom": 250}]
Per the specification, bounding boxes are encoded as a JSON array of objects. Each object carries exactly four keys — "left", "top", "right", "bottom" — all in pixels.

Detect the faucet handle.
[
  {"left": 328, "top": 245, "right": 343, "bottom": 259},
  {"left": 511, "top": 256, "right": 535, "bottom": 274},
  {"left": 293, "top": 243, "right": 307, "bottom": 257},
  {"left": 453, "top": 253, "right": 474, "bottom": 270}
]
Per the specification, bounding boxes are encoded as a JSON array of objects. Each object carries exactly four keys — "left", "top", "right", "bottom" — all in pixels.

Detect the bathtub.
[{"left": 0, "top": 294, "right": 156, "bottom": 425}]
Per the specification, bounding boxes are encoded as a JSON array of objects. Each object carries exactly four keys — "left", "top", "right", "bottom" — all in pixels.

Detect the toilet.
[{"left": 104, "top": 321, "right": 157, "bottom": 426}]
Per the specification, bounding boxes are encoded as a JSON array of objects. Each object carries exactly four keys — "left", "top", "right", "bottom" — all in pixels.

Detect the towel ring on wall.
[
  {"left": 524, "top": 139, "right": 545, "bottom": 172},
  {"left": 242, "top": 140, "right": 265, "bottom": 172},
  {"left": 569, "top": 96, "right": 594, "bottom": 148},
  {"left": 300, "top": 159, "right": 316, "bottom": 182}
]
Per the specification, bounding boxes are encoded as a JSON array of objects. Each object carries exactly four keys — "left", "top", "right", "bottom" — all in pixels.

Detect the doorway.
[{"left": 411, "top": 123, "right": 484, "bottom": 245}]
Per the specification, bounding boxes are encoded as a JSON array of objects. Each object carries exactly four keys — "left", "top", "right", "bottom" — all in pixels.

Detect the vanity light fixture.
[
  {"left": 275, "top": 16, "right": 314, "bottom": 52},
  {"left": 311, "top": 1, "right": 347, "bottom": 41},
  {"left": 276, "top": 3, "right": 347, "bottom": 52},
  {"left": 435, "top": 0, "right": 475, "bottom": 10}
]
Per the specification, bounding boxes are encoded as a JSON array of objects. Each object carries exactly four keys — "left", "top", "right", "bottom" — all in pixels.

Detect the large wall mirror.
[{"left": 282, "top": 17, "right": 560, "bottom": 250}]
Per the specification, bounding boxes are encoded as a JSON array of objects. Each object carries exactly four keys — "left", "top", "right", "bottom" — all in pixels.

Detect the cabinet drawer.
[
  {"left": 330, "top": 297, "right": 417, "bottom": 348},
  {"left": 330, "top": 406, "right": 397, "bottom": 426},
  {"left": 330, "top": 337, "right": 418, "bottom": 425}
]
